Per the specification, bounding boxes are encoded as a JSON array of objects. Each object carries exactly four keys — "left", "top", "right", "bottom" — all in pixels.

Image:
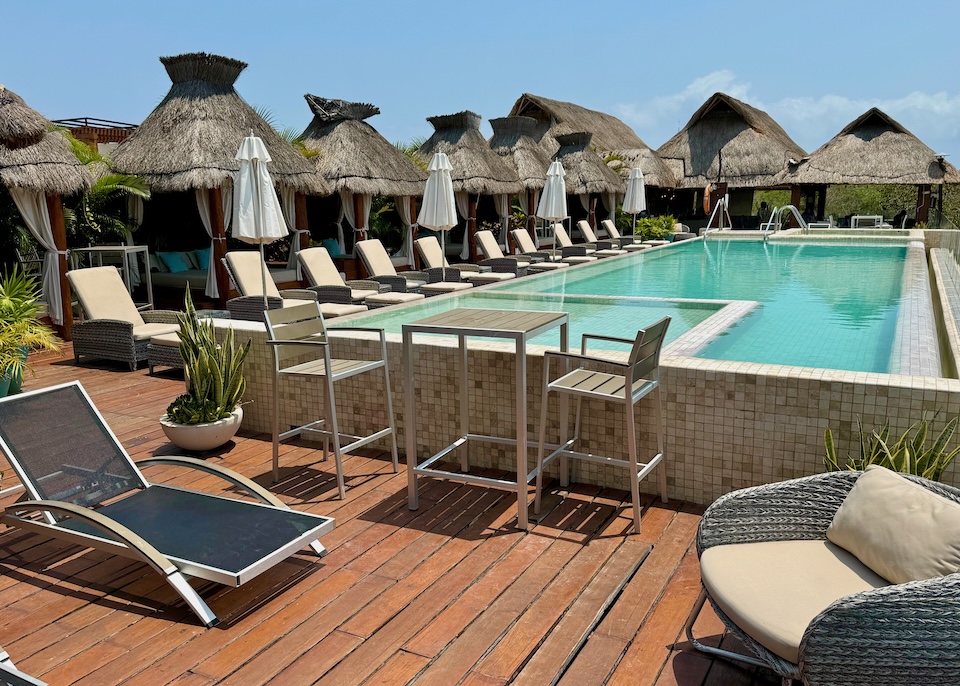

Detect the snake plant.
[{"left": 165, "top": 288, "right": 250, "bottom": 424}]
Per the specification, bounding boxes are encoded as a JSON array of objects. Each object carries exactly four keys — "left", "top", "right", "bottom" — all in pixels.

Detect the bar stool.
[
  {"left": 534, "top": 317, "right": 671, "bottom": 532},
  {"left": 264, "top": 301, "right": 398, "bottom": 498}
]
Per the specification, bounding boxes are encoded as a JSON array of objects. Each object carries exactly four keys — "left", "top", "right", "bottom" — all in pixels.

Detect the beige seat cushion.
[
  {"left": 701, "top": 539, "right": 888, "bottom": 664},
  {"left": 67, "top": 267, "right": 145, "bottom": 326},
  {"left": 827, "top": 466, "right": 960, "bottom": 584},
  {"left": 350, "top": 289, "right": 378, "bottom": 301},
  {"left": 318, "top": 303, "right": 368, "bottom": 318},
  {"left": 463, "top": 272, "right": 515, "bottom": 284},
  {"left": 422, "top": 281, "right": 473, "bottom": 294},
  {"left": 562, "top": 255, "right": 597, "bottom": 264},
  {"left": 355, "top": 239, "right": 397, "bottom": 277},
  {"left": 476, "top": 231, "right": 505, "bottom": 260},
  {"left": 132, "top": 323, "right": 180, "bottom": 341},
  {"left": 528, "top": 262, "right": 567, "bottom": 271},
  {"left": 299, "top": 247, "right": 344, "bottom": 287},
  {"left": 415, "top": 236, "right": 447, "bottom": 269},
  {"left": 149, "top": 332, "right": 182, "bottom": 347},
  {"left": 225, "top": 252, "right": 282, "bottom": 298},
  {"left": 366, "top": 292, "right": 425, "bottom": 305}
]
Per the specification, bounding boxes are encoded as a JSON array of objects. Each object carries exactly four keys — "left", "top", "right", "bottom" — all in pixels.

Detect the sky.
[{"left": 5, "top": 0, "right": 960, "bottom": 159}]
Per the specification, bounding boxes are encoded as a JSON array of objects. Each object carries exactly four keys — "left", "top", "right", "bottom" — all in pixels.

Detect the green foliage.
[
  {"left": 368, "top": 195, "right": 404, "bottom": 251},
  {"left": 165, "top": 288, "right": 250, "bottom": 425},
  {"left": 634, "top": 215, "right": 676, "bottom": 241},
  {"left": 824, "top": 414, "right": 960, "bottom": 481},
  {"left": 395, "top": 138, "right": 428, "bottom": 172},
  {"left": 0, "top": 268, "right": 61, "bottom": 380}
]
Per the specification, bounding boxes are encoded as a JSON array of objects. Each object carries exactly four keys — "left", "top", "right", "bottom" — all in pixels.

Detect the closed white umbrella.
[
  {"left": 536, "top": 160, "right": 567, "bottom": 250},
  {"left": 417, "top": 152, "right": 457, "bottom": 280},
  {"left": 233, "top": 132, "right": 289, "bottom": 308},
  {"left": 623, "top": 166, "right": 646, "bottom": 233}
]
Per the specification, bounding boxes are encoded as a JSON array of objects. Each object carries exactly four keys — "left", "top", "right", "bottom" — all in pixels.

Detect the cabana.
[
  {"left": 416, "top": 111, "right": 521, "bottom": 262},
  {"left": 657, "top": 92, "right": 806, "bottom": 227},
  {"left": 552, "top": 132, "right": 625, "bottom": 231},
  {"left": 782, "top": 108, "right": 960, "bottom": 227},
  {"left": 508, "top": 93, "right": 675, "bottom": 191},
  {"left": 488, "top": 116, "right": 553, "bottom": 247},
  {"left": 299, "top": 96, "right": 426, "bottom": 266},
  {"left": 111, "top": 53, "right": 328, "bottom": 305},
  {"left": 0, "top": 85, "right": 93, "bottom": 338}
]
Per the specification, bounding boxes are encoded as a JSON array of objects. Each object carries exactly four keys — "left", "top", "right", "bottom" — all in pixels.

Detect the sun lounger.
[
  {"left": 0, "top": 382, "right": 334, "bottom": 628},
  {"left": 510, "top": 229, "right": 567, "bottom": 264},
  {"left": 224, "top": 251, "right": 367, "bottom": 321},
  {"left": 476, "top": 231, "right": 566, "bottom": 273},
  {"left": 67, "top": 266, "right": 181, "bottom": 371},
  {"left": 416, "top": 236, "right": 514, "bottom": 284},
  {"left": 0, "top": 646, "right": 46, "bottom": 686},
  {"left": 551, "top": 224, "right": 599, "bottom": 264},
  {"left": 356, "top": 239, "right": 471, "bottom": 295},
  {"left": 576, "top": 221, "right": 627, "bottom": 257},
  {"left": 600, "top": 220, "right": 650, "bottom": 251},
  {"left": 299, "top": 246, "right": 424, "bottom": 308}
]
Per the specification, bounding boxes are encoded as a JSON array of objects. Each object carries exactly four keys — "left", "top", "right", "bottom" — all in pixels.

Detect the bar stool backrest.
[
  {"left": 629, "top": 316, "right": 671, "bottom": 381},
  {"left": 264, "top": 301, "right": 329, "bottom": 367}
]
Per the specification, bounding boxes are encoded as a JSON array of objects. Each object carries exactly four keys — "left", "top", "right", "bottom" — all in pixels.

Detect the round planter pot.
[{"left": 160, "top": 407, "right": 243, "bottom": 452}]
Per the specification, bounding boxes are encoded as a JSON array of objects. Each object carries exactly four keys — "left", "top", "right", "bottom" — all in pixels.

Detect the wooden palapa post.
[
  {"left": 916, "top": 185, "right": 931, "bottom": 225},
  {"left": 46, "top": 194, "right": 73, "bottom": 341},
  {"left": 467, "top": 195, "right": 478, "bottom": 262},
  {"left": 209, "top": 187, "right": 229, "bottom": 308},
  {"left": 527, "top": 190, "right": 538, "bottom": 243},
  {"left": 295, "top": 192, "right": 309, "bottom": 251}
]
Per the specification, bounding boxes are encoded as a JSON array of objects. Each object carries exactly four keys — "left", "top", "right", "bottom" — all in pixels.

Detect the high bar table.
[{"left": 403, "top": 308, "right": 568, "bottom": 530}]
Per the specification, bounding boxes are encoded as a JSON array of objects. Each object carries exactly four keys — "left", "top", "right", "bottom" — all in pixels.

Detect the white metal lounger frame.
[
  {"left": 0, "top": 646, "right": 46, "bottom": 686},
  {"left": 0, "top": 382, "right": 333, "bottom": 628}
]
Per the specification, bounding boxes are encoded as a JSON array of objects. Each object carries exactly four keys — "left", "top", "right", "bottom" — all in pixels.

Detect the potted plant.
[
  {"left": 0, "top": 268, "right": 61, "bottom": 397},
  {"left": 160, "top": 288, "right": 251, "bottom": 451}
]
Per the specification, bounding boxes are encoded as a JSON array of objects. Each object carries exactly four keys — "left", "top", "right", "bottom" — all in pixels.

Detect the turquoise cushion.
[
  {"left": 321, "top": 239, "right": 341, "bottom": 257},
  {"left": 158, "top": 251, "right": 190, "bottom": 273},
  {"left": 193, "top": 247, "right": 211, "bottom": 270}
]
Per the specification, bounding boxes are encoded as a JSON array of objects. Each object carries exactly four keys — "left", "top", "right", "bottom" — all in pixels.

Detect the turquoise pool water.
[{"left": 340, "top": 239, "right": 910, "bottom": 373}]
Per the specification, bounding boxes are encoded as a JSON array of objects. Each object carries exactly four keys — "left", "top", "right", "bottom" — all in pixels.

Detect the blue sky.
[{"left": 5, "top": 0, "right": 960, "bottom": 158}]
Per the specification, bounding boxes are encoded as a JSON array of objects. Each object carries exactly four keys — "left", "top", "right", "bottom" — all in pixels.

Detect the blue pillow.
[
  {"left": 193, "top": 247, "right": 211, "bottom": 270},
  {"left": 158, "top": 251, "right": 190, "bottom": 273},
  {"left": 321, "top": 239, "right": 341, "bottom": 257}
]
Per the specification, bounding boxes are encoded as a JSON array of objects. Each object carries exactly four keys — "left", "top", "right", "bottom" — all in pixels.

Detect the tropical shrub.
[
  {"left": 824, "top": 414, "right": 960, "bottom": 481},
  {"left": 635, "top": 215, "right": 676, "bottom": 241},
  {"left": 0, "top": 267, "right": 61, "bottom": 383}
]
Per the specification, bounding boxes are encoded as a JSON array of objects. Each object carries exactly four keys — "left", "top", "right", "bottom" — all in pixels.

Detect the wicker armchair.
[
  {"left": 67, "top": 267, "right": 181, "bottom": 371},
  {"left": 685, "top": 471, "right": 960, "bottom": 685}
]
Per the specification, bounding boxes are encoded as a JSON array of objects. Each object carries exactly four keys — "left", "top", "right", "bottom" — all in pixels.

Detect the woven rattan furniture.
[
  {"left": 576, "top": 221, "right": 627, "bottom": 257},
  {"left": 264, "top": 301, "right": 399, "bottom": 497},
  {"left": 551, "top": 224, "right": 599, "bottom": 264},
  {"left": 67, "top": 266, "right": 181, "bottom": 371},
  {"left": 599, "top": 220, "right": 650, "bottom": 252},
  {"left": 299, "top": 246, "right": 424, "bottom": 309},
  {"left": 417, "top": 235, "right": 515, "bottom": 284},
  {"left": 684, "top": 470, "right": 960, "bottom": 685},
  {"left": 223, "top": 251, "right": 366, "bottom": 322},
  {"left": 0, "top": 382, "right": 334, "bottom": 628},
  {"left": 534, "top": 317, "right": 670, "bottom": 533},
  {"left": 510, "top": 229, "right": 567, "bottom": 263},
  {"left": 147, "top": 310, "right": 231, "bottom": 374},
  {"left": 355, "top": 239, "right": 471, "bottom": 296}
]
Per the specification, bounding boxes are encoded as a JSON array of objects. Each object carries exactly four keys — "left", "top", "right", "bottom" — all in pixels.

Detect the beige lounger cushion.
[
  {"left": 366, "top": 292, "right": 425, "bottom": 305},
  {"left": 421, "top": 281, "right": 473, "bottom": 294},
  {"left": 827, "top": 465, "right": 960, "bottom": 584},
  {"left": 355, "top": 239, "right": 397, "bottom": 277},
  {"left": 299, "top": 247, "right": 345, "bottom": 287},
  {"left": 553, "top": 224, "right": 594, "bottom": 253},
  {"left": 68, "top": 267, "right": 146, "bottom": 326},
  {"left": 463, "top": 272, "right": 515, "bottom": 283},
  {"left": 415, "top": 236, "right": 448, "bottom": 269},
  {"left": 476, "top": 230, "right": 505, "bottom": 260},
  {"left": 700, "top": 539, "right": 888, "bottom": 664},
  {"left": 149, "top": 332, "right": 182, "bottom": 347},
  {"left": 133, "top": 322, "right": 180, "bottom": 341},
  {"left": 225, "top": 252, "right": 282, "bottom": 297}
]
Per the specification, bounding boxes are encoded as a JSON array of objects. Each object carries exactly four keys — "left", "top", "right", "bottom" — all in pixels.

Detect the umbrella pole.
[
  {"left": 261, "top": 244, "right": 269, "bottom": 311},
  {"left": 441, "top": 231, "right": 446, "bottom": 282}
]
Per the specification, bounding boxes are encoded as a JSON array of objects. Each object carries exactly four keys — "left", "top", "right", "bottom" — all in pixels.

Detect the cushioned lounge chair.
[
  {"left": 476, "top": 231, "right": 566, "bottom": 274},
  {"left": 299, "top": 247, "right": 424, "bottom": 308},
  {"left": 551, "top": 224, "right": 598, "bottom": 264},
  {"left": 67, "top": 266, "right": 181, "bottom": 371},
  {"left": 0, "top": 647, "right": 45, "bottom": 686},
  {"left": 0, "top": 382, "right": 334, "bottom": 628},
  {"left": 224, "top": 251, "right": 366, "bottom": 322},
  {"left": 685, "top": 467, "right": 960, "bottom": 685},
  {"left": 599, "top": 220, "right": 650, "bottom": 251},
  {"left": 415, "top": 235, "right": 512, "bottom": 285},
  {"left": 575, "top": 221, "right": 627, "bottom": 257},
  {"left": 355, "top": 239, "right": 471, "bottom": 295},
  {"left": 510, "top": 229, "right": 566, "bottom": 263}
]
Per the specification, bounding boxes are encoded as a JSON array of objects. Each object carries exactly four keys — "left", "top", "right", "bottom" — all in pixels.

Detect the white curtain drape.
[
  {"left": 519, "top": 189, "right": 539, "bottom": 216},
  {"left": 455, "top": 192, "right": 471, "bottom": 259},
  {"left": 395, "top": 195, "right": 416, "bottom": 267},
  {"left": 279, "top": 187, "right": 305, "bottom": 276},
  {"left": 124, "top": 195, "right": 146, "bottom": 285},
  {"left": 195, "top": 180, "right": 233, "bottom": 298},
  {"left": 10, "top": 188, "right": 64, "bottom": 325},
  {"left": 339, "top": 190, "right": 373, "bottom": 241},
  {"left": 334, "top": 193, "right": 346, "bottom": 254},
  {"left": 494, "top": 194, "right": 511, "bottom": 249},
  {"left": 359, "top": 194, "right": 372, "bottom": 240},
  {"left": 603, "top": 192, "right": 619, "bottom": 222},
  {"left": 579, "top": 193, "right": 591, "bottom": 212}
]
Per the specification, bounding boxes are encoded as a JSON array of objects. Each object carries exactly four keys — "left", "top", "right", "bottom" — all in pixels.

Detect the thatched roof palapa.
[
  {"left": 300, "top": 95, "right": 426, "bottom": 197},
  {"left": 508, "top": 93, "right": 675, "bottom": 188},
  {"left": 417, "top": 111, "right": 522, "bottom": 196},
  {"left": 488, "top": 116, "right": 552, "bottom": 191},
  {"left": 783, "top": 108, "right": 960, "bottom": 185},
  {"left": 553, "top": 132, "right": 624, "bottom": 196},
  {"left": 657, "top": 92, "right": 806, "bottom": 189},
  {"left": 0, "top": 85, "right": 92, "bottom": 196},
  {"left": 112, "top": 52, "right": 327, "bottom": 194}
]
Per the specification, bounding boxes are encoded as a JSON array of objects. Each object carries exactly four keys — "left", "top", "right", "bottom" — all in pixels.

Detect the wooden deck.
[{"left": 0, "top": 347, "right": 779, "bottom": 686}]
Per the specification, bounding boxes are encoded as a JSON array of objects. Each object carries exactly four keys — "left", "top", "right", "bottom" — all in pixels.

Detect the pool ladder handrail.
[
  {"left": 762, "top": 205, "right": 808, "bottom": 241},
  {"left": 703, "top": 196, "right": 732, "bottom": 239}
]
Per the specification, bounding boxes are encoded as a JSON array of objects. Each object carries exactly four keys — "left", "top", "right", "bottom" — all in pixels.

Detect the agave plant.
[
  {"left": 165, "top": 288, "right": 251, "bottom": 424},
  {"left": 0, "top": 267, "right": 61, "bottom": 384},
  {"left": 824, "top": 414, "right": 960, "bottom": 481}
]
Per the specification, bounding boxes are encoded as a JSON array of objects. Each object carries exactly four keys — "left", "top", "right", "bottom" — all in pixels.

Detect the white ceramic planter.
[{"left": 160, "top": 407, "right": 244, "bottom": 452}]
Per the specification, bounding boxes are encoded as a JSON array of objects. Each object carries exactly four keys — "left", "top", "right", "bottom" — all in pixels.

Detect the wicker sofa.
[{"left": 686, "top": 468, "right": 960, "bottom": 685}]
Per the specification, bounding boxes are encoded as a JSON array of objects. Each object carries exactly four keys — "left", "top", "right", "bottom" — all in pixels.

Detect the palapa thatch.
[
  {"left": 112, "top": 52, "right": 327, "bottom": 194},
  {"left": 657, "top": 92, "right": 806, "bottom": 189},
  {"left": 553, "top": 132, "right": 624, "bottom": 196},
  {"left": 300, "top": 95, "right": 426, "bottom": 196},
  {"left": 508, "top": 93, "right": 675, "bottom": 188},
  {"left": 783, "top": 108, "right": 960, "bottom": 185},
  {"left": 416, "top": 111, "right": 522, "bottom": 196},
  {"left": 0, "top": 86, "right": 91, "bottom": 196},
  {"left": 488, "top": 116, "right": 552, "bottom": 191}
]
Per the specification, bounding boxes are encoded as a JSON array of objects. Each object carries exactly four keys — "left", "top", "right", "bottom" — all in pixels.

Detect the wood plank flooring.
[{"left": 0, "top": 347, "right": 780, "bottom": 685}]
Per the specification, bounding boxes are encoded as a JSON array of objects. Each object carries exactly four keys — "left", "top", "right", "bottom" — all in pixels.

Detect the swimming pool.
[{"left": 340, "top": 238, "right": 928, "bottom": 374}]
